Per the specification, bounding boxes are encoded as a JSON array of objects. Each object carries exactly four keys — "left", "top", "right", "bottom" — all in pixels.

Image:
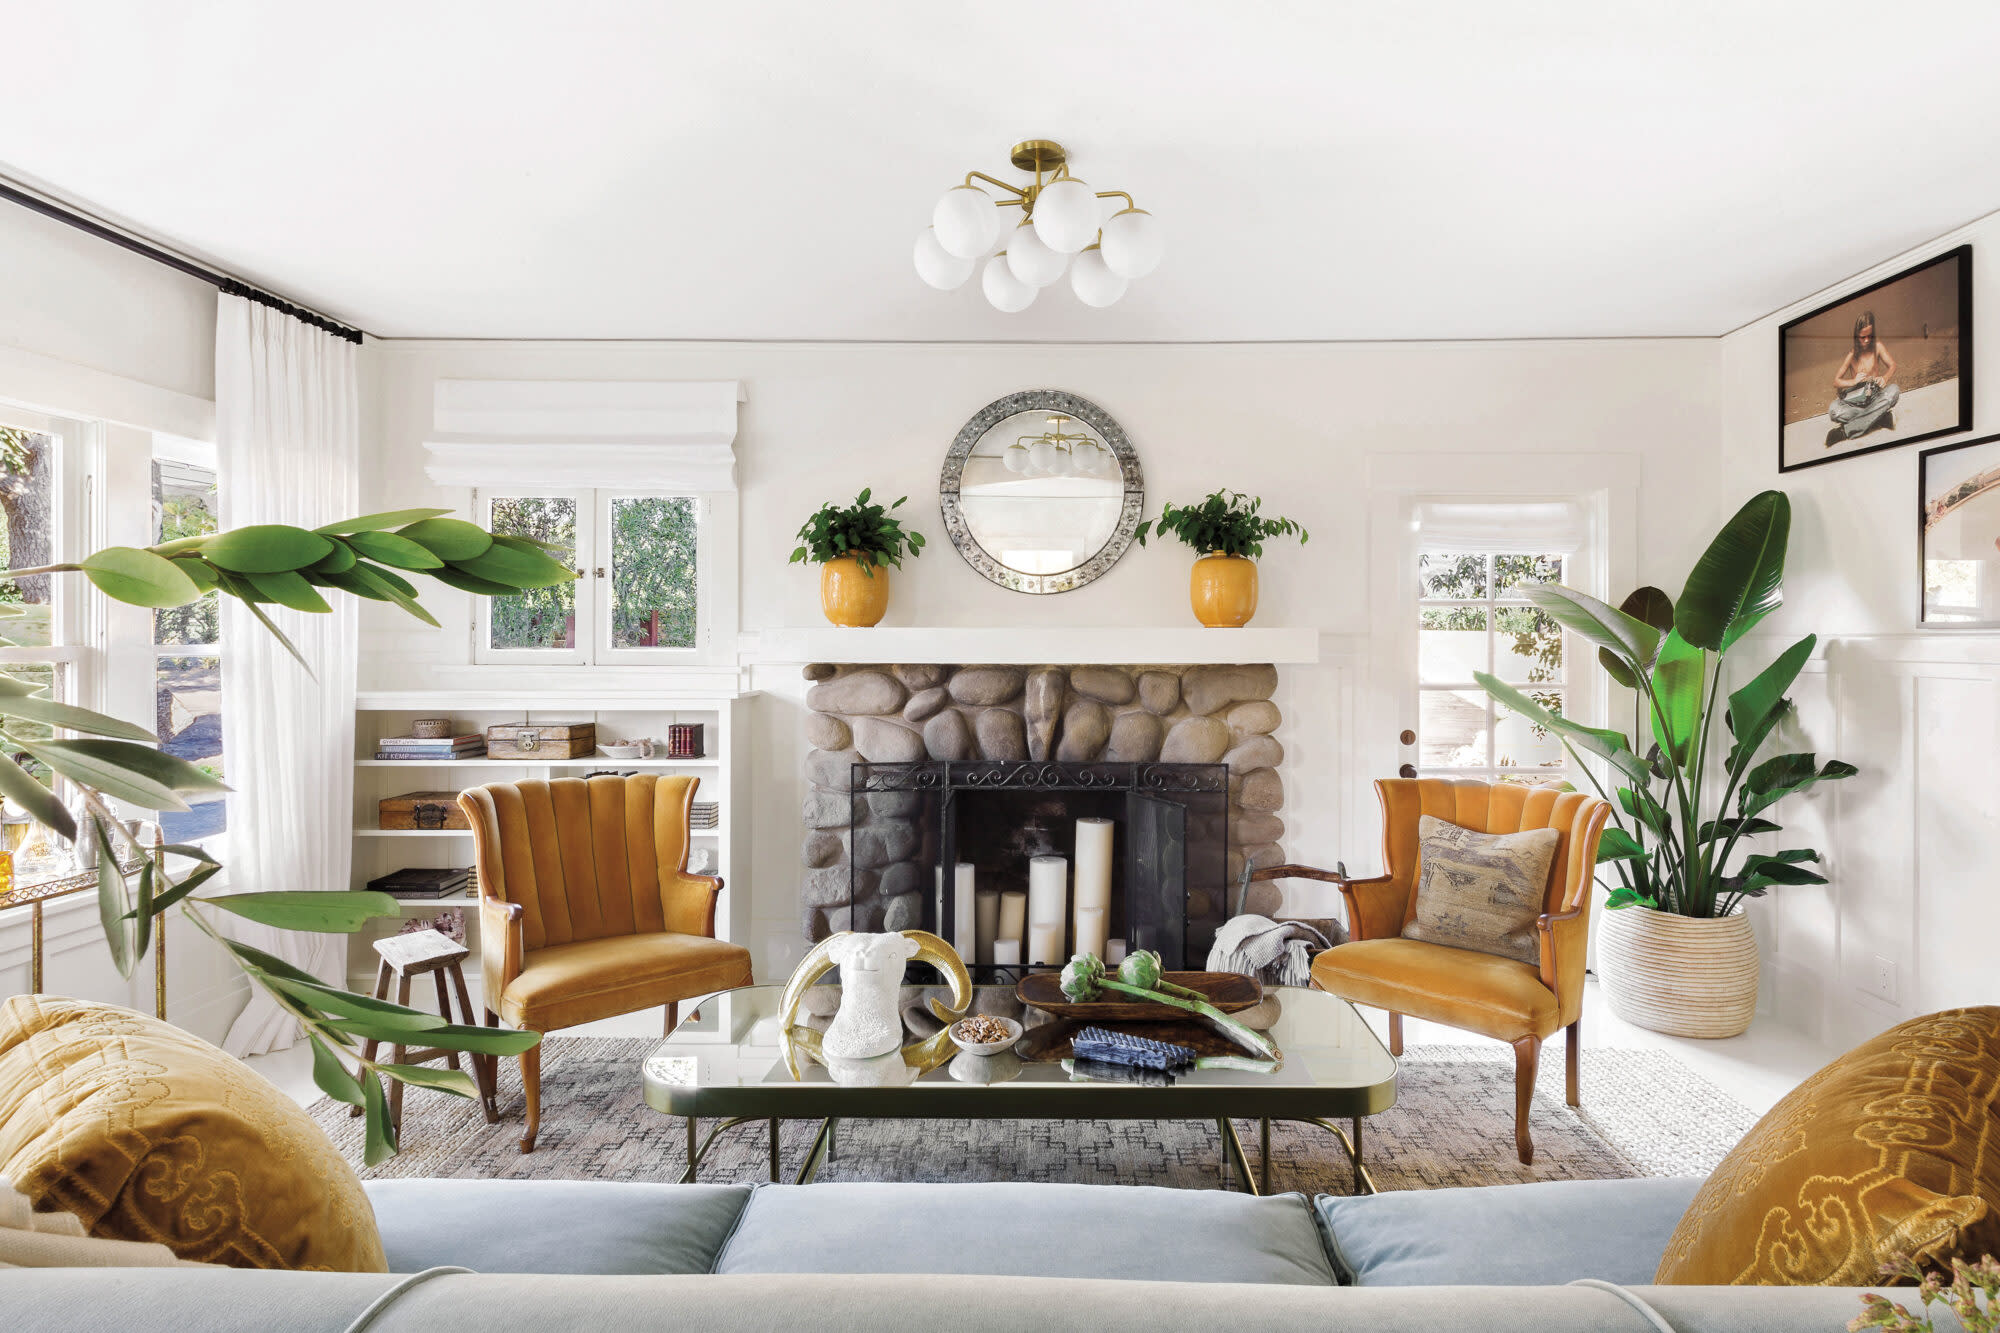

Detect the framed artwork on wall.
[
  {"left": 1779, "top": 244, "right": 1972, "bottom": 473},
  {"left": 1919, "top": 431, "right": 2000, "bottom": 628}
]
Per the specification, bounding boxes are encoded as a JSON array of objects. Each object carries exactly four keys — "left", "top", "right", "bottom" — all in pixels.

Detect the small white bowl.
[
  {"left": 948, "top": 1016, "right": 1023, "bottom": 1057},
  {"left": 599, "top": 743, "right": 646, "bottom": 760}
]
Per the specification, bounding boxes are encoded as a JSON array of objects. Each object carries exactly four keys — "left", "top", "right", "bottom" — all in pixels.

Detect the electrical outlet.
[{"left": 1863, "top": 954, "right": 1898, "bottom": 1004}]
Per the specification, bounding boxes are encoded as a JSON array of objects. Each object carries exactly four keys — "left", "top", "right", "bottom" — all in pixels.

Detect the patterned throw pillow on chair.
[{"left": 1401, "top": 815, "right": 1560, "bottom": 965}]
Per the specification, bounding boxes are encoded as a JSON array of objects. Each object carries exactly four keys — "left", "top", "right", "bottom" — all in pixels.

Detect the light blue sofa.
[{"left": 4, "top": 1177, "right": 1960, "bottom": 1331}]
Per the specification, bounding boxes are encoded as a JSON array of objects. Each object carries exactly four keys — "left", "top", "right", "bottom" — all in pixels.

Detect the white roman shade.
[
  {"left": 1413, "top": 498, "right": 1590, "bottom": 555},
  {"left": 423, "top": 379, "right": 744, "bottom": 490}
]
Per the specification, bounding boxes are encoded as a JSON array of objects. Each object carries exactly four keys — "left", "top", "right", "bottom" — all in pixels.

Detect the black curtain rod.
[{"left": 0, "top": 180, "right": 365, "bottom": 345}]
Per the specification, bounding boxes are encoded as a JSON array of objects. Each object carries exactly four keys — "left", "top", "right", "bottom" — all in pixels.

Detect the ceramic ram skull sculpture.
[{"left": 780, "top": 930, "right": 971, "bottom": 1086}]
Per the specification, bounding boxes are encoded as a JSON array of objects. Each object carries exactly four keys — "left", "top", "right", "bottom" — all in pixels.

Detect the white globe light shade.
[
  {"left": 1005, "top": 221, "right": 1067, "bottom": 288},
  {"left": 981, "top": 255, "right": 1037, "bottom": 313},
  {"left": 1100, "top": 207, "right": 1164, "bottom": 279},
  {"left": 1030, "top": 177, "right": 1100, "bottom": 254},
  {"left": 1069, "top": 246, "right": 1129, "bottom": 308},
  {"left": 932, "top": 185, "right": 1001, "bottom": 259},
  {"left": 1028, "top": 439, "right": 1059, "bottom": 473},
  {"left": 913, "top": 228, "right": 974, "bottom": 290}
]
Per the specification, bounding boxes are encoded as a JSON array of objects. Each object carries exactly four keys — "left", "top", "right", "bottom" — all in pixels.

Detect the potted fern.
[
  {"left": 1474, "top": 491, "right": 1855, "bottom": 1038},
  {"left": 789, "top": 489, "right": 925, "bottom": 627},
  {"left": 1135, "top": 490, "right": 1307, "bottom": 627}
]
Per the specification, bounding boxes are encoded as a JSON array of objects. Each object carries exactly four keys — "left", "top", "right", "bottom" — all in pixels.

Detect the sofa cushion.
[
  {"left": 363, "top": 1179, "right": 753, "bottom": 1274},
  {"left": 716, "top": 1182, "right": 1337, "bottom": 1285},
  {"left": 1656, "top": 1005, "right": 2000, "bottom": 1286},
  {"left": 0, "top": 994, "right": 385, "bottom": 1272},
  {"left": 1316, "top": 1178, "right": 1705, "bottom": 1286}
]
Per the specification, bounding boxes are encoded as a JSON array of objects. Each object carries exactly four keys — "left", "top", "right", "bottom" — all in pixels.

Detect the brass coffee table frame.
[{"left": 648, "top": 986, "right": 1396, "bottom": 1197}]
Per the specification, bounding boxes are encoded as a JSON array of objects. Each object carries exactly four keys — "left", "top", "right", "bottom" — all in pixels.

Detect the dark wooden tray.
[
  {"left": 1015, "top": 1017, "right": 1259, "bottom": 1065},
  {"left": 1015, "top": 969, "right": 1260, "bottom": 1022}
]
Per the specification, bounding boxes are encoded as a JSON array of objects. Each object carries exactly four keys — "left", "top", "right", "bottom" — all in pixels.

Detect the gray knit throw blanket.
[{"left": 1206, "top": 914, "right": 1336, "bottom": 988}]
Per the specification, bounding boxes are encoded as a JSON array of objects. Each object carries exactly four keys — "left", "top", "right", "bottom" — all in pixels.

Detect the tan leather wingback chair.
[
  {"left": 1303, "top": 777, "right": 1611, "bottom": 1165},
  {"left": 458, "top": 775, "right": 754, "bottom": 1152}
]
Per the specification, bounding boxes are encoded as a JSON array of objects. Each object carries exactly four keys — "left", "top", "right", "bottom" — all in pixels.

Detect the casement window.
[
  {"left": 150, "top": 440, "right": 225, "bottom": 843},
  {"left": 473, "top": 488, "right": 709, "bottom": 665},
  {"left": 1417, "top": 548, "right": 1572, "bottom": 780}
]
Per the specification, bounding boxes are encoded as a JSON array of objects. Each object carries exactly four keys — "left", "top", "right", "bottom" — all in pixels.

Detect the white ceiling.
[{"left": 8, "top": 1, "right": 2000, "bottom": 342}]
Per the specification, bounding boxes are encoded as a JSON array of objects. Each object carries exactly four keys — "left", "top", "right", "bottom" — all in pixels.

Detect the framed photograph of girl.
[
  {"left": 1919, "top": 431, "right": 2000, "bottom": 628},
  {"left": 1778, "top": 244, "right": 1972, "bottom": 473}
]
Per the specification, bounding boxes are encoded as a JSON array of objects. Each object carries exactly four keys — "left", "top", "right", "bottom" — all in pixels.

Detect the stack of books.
[
  {"left": 376, "top": 732, "right": 485, "bottom": 761},
  {"left": 690, "top": 801, "right": 720, "bottom": 830},
  {"left": 666, "top": 723, "right": 705, "bottom": 758},
  {"left": 367, "top": 866, "right": 472, "bottom": 900}
]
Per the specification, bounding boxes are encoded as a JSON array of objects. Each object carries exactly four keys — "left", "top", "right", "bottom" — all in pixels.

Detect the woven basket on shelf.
[
  {"left": 1596, "top": 905, "right": 1760, "bottom": 1039},
  {"left": 410, "top": 718, "right": 454, "bottom": 739}
]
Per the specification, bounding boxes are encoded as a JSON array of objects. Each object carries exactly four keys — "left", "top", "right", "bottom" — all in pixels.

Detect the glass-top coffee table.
[{"left": 641, "top": 983, "right": 1397, "bottom": 1195}]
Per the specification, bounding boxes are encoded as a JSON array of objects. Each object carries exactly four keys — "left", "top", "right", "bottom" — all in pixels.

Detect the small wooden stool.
[{"left": 350, "top": 929, "right": 499, "bottom": 1132}]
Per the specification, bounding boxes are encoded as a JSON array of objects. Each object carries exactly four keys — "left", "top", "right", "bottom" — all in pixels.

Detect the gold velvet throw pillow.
[
  {"left": 1656, "top": 1006, "right": 2000, "bottom": 1286},
  {"left": 1400, "top": 815, "right": 1559, "bottom": 964},
  {"left": 0, "top": 994, "right": 386, "bottom": 1272}
]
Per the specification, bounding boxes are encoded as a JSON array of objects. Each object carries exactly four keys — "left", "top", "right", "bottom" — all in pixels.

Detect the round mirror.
[{"left": 940, "top": 390, "right": 1143, "bottom": 594}]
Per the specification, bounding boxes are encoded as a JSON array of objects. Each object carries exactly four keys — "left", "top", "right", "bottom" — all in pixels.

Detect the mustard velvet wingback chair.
[
  {"left": 1308, "top": 777, "right": 1611, "bottom": 1165},
  {"left": 458, "top": 774, "right": 754, "bottom": 1152}
]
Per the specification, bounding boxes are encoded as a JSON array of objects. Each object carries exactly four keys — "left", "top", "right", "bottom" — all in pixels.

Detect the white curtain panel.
[{"left": 214, "top": 295, "right": 360, "bottom": 1057}]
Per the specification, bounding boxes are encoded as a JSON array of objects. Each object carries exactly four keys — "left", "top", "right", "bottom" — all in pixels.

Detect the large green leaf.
[
  {"left": 93, "top": 818, "right": 133, "bottom": 978},
  {"left": 311, "top": 1036, "right": 366, "bottom": 1108},
  {"left": 361, "top": 1071, "right": 397, "bottom": 1166},
  {"left": 1596, "top": 826, "right": 1646, "bottom": 862},
  {"left": 450, "top": 541, "right": 578, "bottom": 590},
  {"left": 245, "top": 569, "right": 332, "bottom": 614},
  {"left": 171, "top": 557, "right": 220, "bottom": 593},
  {"left": 314, "top": 508, "right": 453, "bottom": 535},
  {"left": 346, "top": 530, "right": 444, "bottom": 570},
  {"left": 311, "top": 540, "right": 358, "bottom": 575},
  {"left": 202, "top": 524, "right": 335, "bottom": 574},
  {"left": 1738, "top": 754, "right": 1859, "bottom": 818},
  {"left": 201, "top": 890, "right": 401, "bottom": 933},
  {"left": 1648, "top": 630, "right": 1705, "bottom": 766},
  {"left": 0, "top": 671, "right": 48, "bottom": 697},
  {"left": 1599, "top": 587, "right": 1674, "bottom": 689},
  {"left": 259, "top": 975, "right": 449, "bottom": 1031},
  {"left": 426, "top": 566, "right": 519, "bottom": 597},
  {"left": 1697, "top": 815, "right": 1782, "bottom": 844},
  {"left": 227, "top": 939, "right": 340, "bottom": 988},
  {"left": 80, "top": 547, "right": 202, "bottom": 608},
  {"left": 132, "top": 861, "right": 154, "bottom": 965},
  {"left": 18, "top": 738, "right": 227, "bottom": 812},
  {"left": 396, "top": 518, "right": 493, "bottom": 562},
  {"left": 343, "top": 562, "right": 440, "bottom": 628},
  {"left": 131, "top": 861, "right": 220, "bottom": 917},
  {"left": 378, "top": 1064, "right": 479, "bottom": 1097},
  {"left": 1676, "top": 491, "right": 1790, "bottom": 651},
  {"left": 1475, "top": 672, "right": 1651, "bottom": 786},
  {"left": 1727, "top": 634, "right": 1816, "bottom": 741},
  {"left": 1522, "top": 584, "right": 1663, "bottom": 675},
  {"left": 401, "top": 1023, "right": 541, "bottom": 1057},
  {"left": 0, "top": 695, "right": 156, "bottom": 742},
  {"left": 0, "top": 752, "right": 76, "bottom": 839}
]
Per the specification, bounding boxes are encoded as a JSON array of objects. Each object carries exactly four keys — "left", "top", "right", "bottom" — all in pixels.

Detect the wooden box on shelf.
[
  {"left": 379, "top": 791, "right": 470, "bottom": 831},
  {"left": 485, "top": 722, "right": 597, "bottom": 760}
]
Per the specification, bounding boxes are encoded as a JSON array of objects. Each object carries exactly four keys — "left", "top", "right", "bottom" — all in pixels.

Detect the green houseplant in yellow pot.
[
  {"left": 1136, "top": 490, "right": 1307, "bottom": 627},
  {"left": 790, "top": 490, "right": 926, "bottom": 627}
]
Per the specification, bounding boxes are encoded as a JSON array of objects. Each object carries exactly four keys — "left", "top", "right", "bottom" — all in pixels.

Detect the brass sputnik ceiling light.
[{"left": 914, "top": 140, "right": 1165, "bottom": 312}]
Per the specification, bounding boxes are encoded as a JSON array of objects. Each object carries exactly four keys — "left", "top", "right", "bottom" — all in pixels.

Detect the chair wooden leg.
[
  {"left": 1565, "top": 1017, "right": 1581, "bottom": 1108},
  {"left": 518, "top": 1042, "right": 541, "bottom": 1154},
  {"left": 1387, "top": 1012, "right": 1403, "bottom": 1057},
  {"left": 663, "top": 1002, "right": 678, "bottom": 1037},
  {"left": 1512, "top": 1035, "right": 1540, "bottom": 1165},
  {"left": 387, "top": 973, "right": 413, "bottom": 1134}
]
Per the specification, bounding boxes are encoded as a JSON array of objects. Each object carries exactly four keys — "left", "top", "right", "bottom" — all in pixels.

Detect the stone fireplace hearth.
[{"left": 799, "top": 662, "right": 1287, "bottom": 944}]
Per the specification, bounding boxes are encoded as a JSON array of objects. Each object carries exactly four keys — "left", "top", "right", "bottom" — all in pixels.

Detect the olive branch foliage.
[
  {"left": 1135, "top": 490, "right": 1308, "bottom": 559},
  {"left": 788, "top": 489, "right": 926, "bottom": 576},
  {"left": 1, "top": 507, "right": 577, "bottom": 1164}
]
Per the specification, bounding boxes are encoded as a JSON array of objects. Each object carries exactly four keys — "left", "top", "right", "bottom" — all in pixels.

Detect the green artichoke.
[
  {"left": 1060, "top": 953, "right": 1107, "bottom": 1002},
  {"left": 1055, "top": 951, "right": 1278, "bottom": 1062}
]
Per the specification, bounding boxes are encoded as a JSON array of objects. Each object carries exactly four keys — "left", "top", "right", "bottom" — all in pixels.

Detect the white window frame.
[
  {"left": 472, "top": 487, "right": 716, "bottom": 667},
  {"left": 1416, "top": 549, "right": 1573, "bottom": 782},
  {"left": 0, "top": 403, "right": 96, "bottom": 706}
]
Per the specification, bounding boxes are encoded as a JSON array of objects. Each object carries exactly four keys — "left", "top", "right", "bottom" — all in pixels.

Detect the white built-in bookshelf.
[{"left": 348, "top": 690, "right": 750, "bottom": 1011}]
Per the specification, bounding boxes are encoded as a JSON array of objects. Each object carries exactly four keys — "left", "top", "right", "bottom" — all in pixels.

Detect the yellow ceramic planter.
[
  {"left": 820, "top": 554, "right": 891, "bottom": 627},
  {"left": 1190, "top": 553, "right": 1258, "bottom": 627}
]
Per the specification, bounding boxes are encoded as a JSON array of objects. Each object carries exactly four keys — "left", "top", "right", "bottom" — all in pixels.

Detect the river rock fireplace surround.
[{"left": 799, "top": 662, "right": 1290, "bottom": 962}]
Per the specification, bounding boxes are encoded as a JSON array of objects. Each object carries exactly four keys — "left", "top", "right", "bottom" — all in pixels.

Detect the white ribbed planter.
[{"left": 1597, "top": 906, "right": 1759, "bottom": 1039}]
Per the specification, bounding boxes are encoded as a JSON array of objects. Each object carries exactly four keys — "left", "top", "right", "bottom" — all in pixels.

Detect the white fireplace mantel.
[{"left": 754, "top": 626, "right": 1320, "bottom": 666}]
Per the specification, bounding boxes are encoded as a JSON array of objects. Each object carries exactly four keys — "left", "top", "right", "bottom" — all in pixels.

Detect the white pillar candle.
[
  {"left": 1074, "top": 907, "right": 1109, "bottom": 963},
  {"left": 1073, "top": 818, "right": 1114, "bottom": 914},
  {"left": 993, "top": 938, "right": 1022, "bottom": 966},
  {"left": 974, "top": 889, "right": 1000, "bottom": 966},
  {"left": 1028, "top": 919, "right": 1067, "bottom": 966},
  {"left": 952, "top": 862, "right": 977, "bottom": 962},
  {"left": 1027, "top": 855, "right": 1068, "bottom": 931},
  {"left": 998, "top": 890, "right": 1028, "bottom": 943},
  {"left": 1105, "top": 937, "right": 1128, "bottom": 965}
]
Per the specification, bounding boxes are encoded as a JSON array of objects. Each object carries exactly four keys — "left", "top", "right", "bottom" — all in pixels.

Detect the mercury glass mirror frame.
[{"left": 940, "top": 389, "right": 1144, "bottom": 594}]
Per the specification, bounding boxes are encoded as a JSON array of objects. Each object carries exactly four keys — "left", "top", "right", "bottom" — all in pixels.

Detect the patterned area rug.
[{"left": 310, "top": 1040, "right": 1758, "bottom": 1194}]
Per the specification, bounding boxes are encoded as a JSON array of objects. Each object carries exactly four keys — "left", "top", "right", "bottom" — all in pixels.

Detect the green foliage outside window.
[{"left": 487, "top": 497, "right": 577, "bottom": 649}]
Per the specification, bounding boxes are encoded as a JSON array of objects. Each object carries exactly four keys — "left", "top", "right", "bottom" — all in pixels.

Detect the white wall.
[
  {"left": 367, "top": 337, "right": 1719, "bottom": 977},
  {"left": 1718, "top": 210, "right": 2000, "bottom": 1051}
]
